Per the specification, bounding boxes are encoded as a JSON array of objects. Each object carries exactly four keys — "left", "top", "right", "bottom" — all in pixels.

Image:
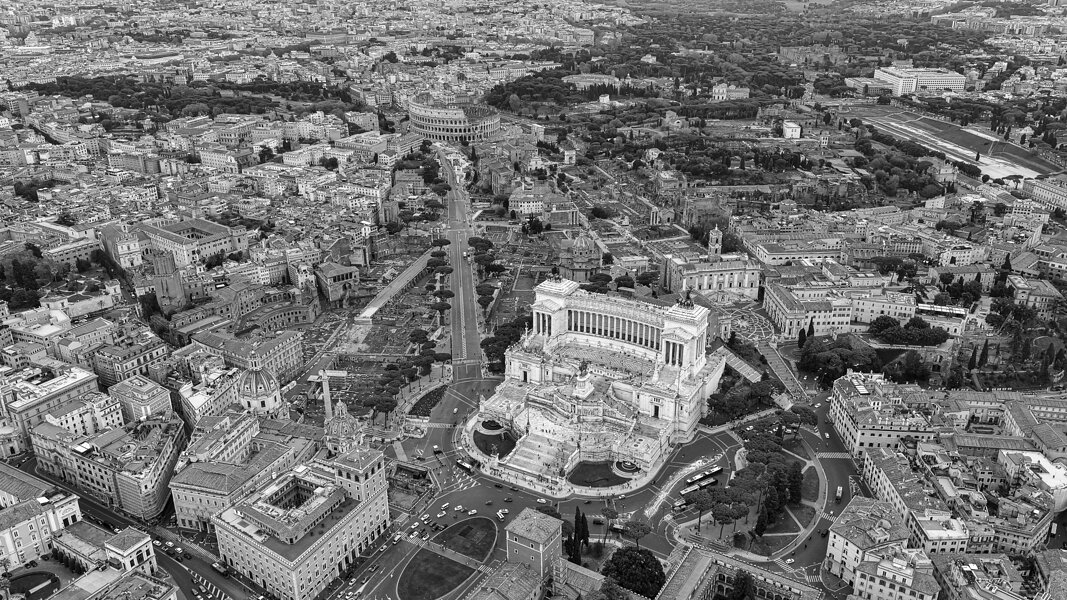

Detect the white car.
[
  {"left": 824, "top": 433, "right": 830, "bottom": 440},
  {"left": 422, "top": 514, "right": 430, "bottom": 521},
  {"left": 500, "top": 508, "right": 509, "bottom": 514},
  {"left": 437, "top": 512, "right": 447, "bottom": 518},
  {"left": 441, "top": 503, "right": 450, "bottom": 510},
  {"left": 785, "top": 558, "right": 795, "bottom": 564},
  {"left": 536, "top": 499, "right": 548, "bottom": 504},
  {"left": 454, "top": 505, "right": 465, "bottom": 512},
  {"left": 467, "top": 509, "right": 477, "bottom": 516},
  {"left": 410, "top": 522, "right": 420, "bottom": 529},
  {"left": 814, "top": 403, "right": 822, "bottom": 408}
]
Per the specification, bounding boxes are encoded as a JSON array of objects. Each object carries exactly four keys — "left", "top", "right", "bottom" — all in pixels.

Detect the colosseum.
[{"left": 407, "top": 95, "right": 501, "bottom": 142}]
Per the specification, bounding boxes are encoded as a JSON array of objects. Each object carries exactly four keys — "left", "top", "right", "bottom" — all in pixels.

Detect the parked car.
[
  {"left": 454, "top": 505, "right": 464, "bottom": 512},
  {"left": 437, "top": 512, "right": 447, "bottom": 518},
  {"left": 536, "top": 499, "right": 548, "bottom": 504},
  {"left": 467, "top": 509, "right": 477, "bottom": 516}
]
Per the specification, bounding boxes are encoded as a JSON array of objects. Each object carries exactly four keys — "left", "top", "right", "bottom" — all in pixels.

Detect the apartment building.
[
  {"left": 852, "top": 547, "right": 940, "bottom": 600},
  {"left": 109, "top": 375, "right": 172, "bottom": 423},
  {"left": 824, "top": 497, "right": 911, "bottom": 585},
  {"left": 175, "top": 366, "right": 241, "bottom": 427},
  {"left": 32, "top": 413, "right": 186, "bottom": 520},
  {"left": 91, "top": 327, "right": 170, "bottom": 388},
  {"left": 0, "top": 361, "right": 99, "bottom": 454},
  {"left": 43, "top": 392, "right": 123, "bottom": 438},
  {"left": 829, "top": 373, "right": 936, "bottom": 458},
  {"left": 213, "top": 449, "right": 390, "bottom": 600},
  {"left": 930, "top": 553, "right": 1024, "bottom": 600},
  {"left": 0, "top": 463, "right": 83, "bottom": 570}
]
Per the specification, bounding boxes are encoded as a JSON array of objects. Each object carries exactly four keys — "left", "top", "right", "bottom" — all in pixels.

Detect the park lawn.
[
  {"left": 801, "top": 467, "right": 819, "bottom": 503},
  {"left": 763, "top": 508, "right": 801, "bottom": 536},
  {"left": 435, "top": 517, "right": 498, "bottom": 561},
  {"left": 397, "top": 549, "right": 476, "bottom": 600},
  {"left": 749, "top": 533, "right": 791, "bottom": 557},
  {"left": 783, "top": 437, "right": 808, "bottom": 459},
  {"left": 791, "top": 504, "right": 816, "bottom": 529}
]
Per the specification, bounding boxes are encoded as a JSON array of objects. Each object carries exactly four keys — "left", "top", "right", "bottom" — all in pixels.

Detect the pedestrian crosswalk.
[
  {"left": 816, "top": 452, "right": 853, "bottom": 459},
  {"left": 771, "top": 558, "right": 791, "bottom": 570},
  {"left": 818, "top": 510, "right": 840, "bottom": 523},
  {"left": 805, "top": 574, "right": 822, "bottom": 584}
]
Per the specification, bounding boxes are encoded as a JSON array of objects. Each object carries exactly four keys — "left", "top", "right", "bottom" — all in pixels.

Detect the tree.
[
  {"left": 806, "top": 319, "right": 815, "bottom": 338},
  {"left": 24, "top": 242, "right": 42, "bottom": 259},
  {"left": 600, "top": 547, "right": 665, "bottom": 598},
  {"left": 55, "top": 212, "right": 77, "bottom": 226},
  {"left": 691, "top": 489, "right": 715, "bottom": 531},
  {"left": 602, "top": 252, "right": 614, "bottom": 265},
  {"left": 753, "top": 505, "right": 768, "bottom": 537},
  {"left": 636, "top": 271, "right": 659, "bottom": 287},
  {"left": 968, "top": 346, "right": 977, "bottom": 371},
  {"left": 600, "top": 507, "right": 618, "bottom": 540},
  {"left": 797, "top": 328, "right": 807, "bottom": 349},
  {"left": 712, "top": 502, "right": 736, "bottom": 536},
  {"left": 727, "top": 571, "right": 754, "bottom": 600},
  {"left": 623, "top": 520, "right": 652, "bottom": 549},
  {"left": 979, "top": 340, "right": 990, "bottom": 367},
  {"left": 788, "top": 462, "right": 804, "bottom": 504}
]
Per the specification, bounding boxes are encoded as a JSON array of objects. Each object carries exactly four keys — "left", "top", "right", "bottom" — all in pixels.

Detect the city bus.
[
  {"left": 679, "top": 478, "right": 718, "bottom": 497},
  {"left": 684, "top": 466, "right": 723, "bottom": 485}
]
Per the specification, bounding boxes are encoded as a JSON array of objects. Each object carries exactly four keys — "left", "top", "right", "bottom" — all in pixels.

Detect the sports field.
[{"left": 852, "top": 106, "right": 1061, "bottom": 179}]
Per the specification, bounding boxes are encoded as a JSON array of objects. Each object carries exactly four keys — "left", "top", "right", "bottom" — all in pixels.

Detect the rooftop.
[
  {"left": 505, "top": 507, "right": 561, "bottom": 544},
  {"left": 829, "top": 496, "right": 910, "bottom": 551}
]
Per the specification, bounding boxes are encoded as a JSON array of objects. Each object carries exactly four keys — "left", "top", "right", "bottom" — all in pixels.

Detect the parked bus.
[
  {"left": 457, "top": 460, "right": 473, "bottom": 472},
  {"left": 680, "top": 478, "right": 718, "bottom": 497},
  {"left": 684, "top": 466, "right": 724, "bottom": 485}
]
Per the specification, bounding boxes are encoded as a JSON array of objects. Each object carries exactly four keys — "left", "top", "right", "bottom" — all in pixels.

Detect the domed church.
[{"left": 236, "top": 360, "right": 288, "bottom": 419}]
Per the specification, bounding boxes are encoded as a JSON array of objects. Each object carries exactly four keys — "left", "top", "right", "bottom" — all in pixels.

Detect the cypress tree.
[
  {"left": 978, "top": 340, "right": 989, "bottom": 367},
  {"left": 968, "top": 346, "right": 977, "bottom": 371},
  {"left": 798, "top": 328, "right": 807, "bottom": 349},
  {"left": 807, "top": 319, "right": 815, "bottom": 338}
]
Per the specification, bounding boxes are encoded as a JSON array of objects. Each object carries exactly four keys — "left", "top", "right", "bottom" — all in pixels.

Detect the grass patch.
[
  {"left": 791, "top": 504, "right": 816, "bottom": 529},
  {"left": 763, "top": 509, "right": 801, "bottom": 536},
  {"left": 567, "top": 461, "right": 629, "bottom": 487},
  {"left": 409, "top": 385, "right": 448, "bottom": 417},
  {"left": 783, "top": 438, "right": 808, "bottom": 459},
  {"left": 397, "top": 549, "right": 476, "bottom": 600},
  {"left": 473, "top": 429, "right": 516, "bottom": 459},
  {"left": 748, "top": 534, "right": 791, "bottom": 557},
  {"left": 801, "top": 467, "right": 819, "bottom": 503},
  {"left": 434, "top": 517, "right": 497, "bottom": 562}
]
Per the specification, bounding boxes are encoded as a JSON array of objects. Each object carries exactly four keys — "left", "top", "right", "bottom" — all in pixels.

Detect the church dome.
[
  {"left": 573, "top": 233, "right": 593, "bottom": 251},
  {"left": 235, "top": 365, "right": 281, "bottom": 409}
]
